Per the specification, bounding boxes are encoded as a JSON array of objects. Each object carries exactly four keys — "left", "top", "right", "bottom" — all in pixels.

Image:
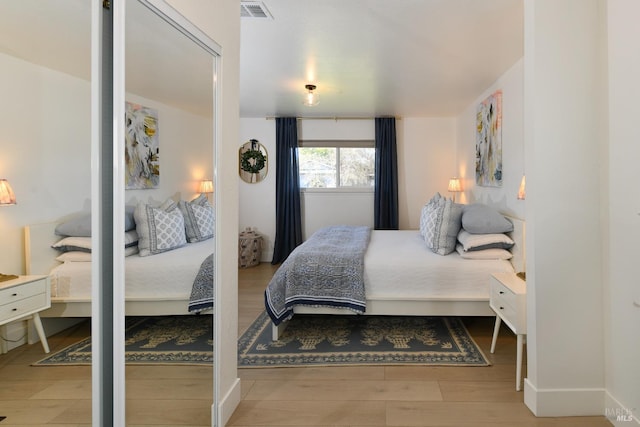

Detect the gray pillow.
[
  {"left": 461, "top": 204, "right": 513, "bottom": 234},
  {"left": 55, "top": 206, "right": 137, "bottom": 237}
]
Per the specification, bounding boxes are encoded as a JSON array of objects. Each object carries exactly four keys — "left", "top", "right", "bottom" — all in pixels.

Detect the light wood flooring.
[{"left": 0, "top": 263, "right": 611, "bottom": 426}]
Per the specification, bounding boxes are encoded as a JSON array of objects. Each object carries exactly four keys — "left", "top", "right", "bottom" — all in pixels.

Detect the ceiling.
[
  {"left": 0, "top": 0, "right": 523, "bottom": 119},
  {"left": 0, "top": 0, "right": 213, "bottom": 117},
  {"left": 240, "top": 0, "right": 524, "bottom": 118}
]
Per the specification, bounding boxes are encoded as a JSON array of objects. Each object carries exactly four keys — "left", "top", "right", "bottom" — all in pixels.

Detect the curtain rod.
[{"left": 265, "top": 116, "right": 401, "bottom": 121}]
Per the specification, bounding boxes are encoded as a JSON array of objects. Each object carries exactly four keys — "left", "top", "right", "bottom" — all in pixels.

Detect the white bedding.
[
  {"left": 364, "top": 230, "right": 514, "bottom": 301},
  {"left": 50, "top": 240, "right": 213, "bottom": 301}
]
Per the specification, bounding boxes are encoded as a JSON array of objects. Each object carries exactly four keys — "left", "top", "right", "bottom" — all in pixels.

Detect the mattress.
[
  {"left": 363, "top": 230, "right": 514, "bottom": 301},
  {"left": 50, "top": 240, "right": 213, "bottom": 301}
]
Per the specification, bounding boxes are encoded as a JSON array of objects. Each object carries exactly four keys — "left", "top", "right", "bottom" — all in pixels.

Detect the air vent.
[{"left": 241, "top": 1, "right": 273, "bottom": 19}]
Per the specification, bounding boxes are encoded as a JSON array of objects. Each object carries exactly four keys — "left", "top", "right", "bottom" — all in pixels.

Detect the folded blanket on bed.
[
  {"left": 265, "top": 225, "right": 371, "bottom": 325},
  {"left": 188, "top": 253, "right": 214, "bottom": 313}
]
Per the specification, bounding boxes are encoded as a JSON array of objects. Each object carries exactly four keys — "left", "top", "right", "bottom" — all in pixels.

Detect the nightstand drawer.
[
  {"left": 491, "top": 298, "right": 517, "bottom": 325},
  {"left": 0, "top": 293, "right": 48, "bottom": 321},
  {"left": 490, "top": 278, "right": 516, "bottom": 308},
  {"left": 0, "top": 279, "right": 46, "bottom": 302}
]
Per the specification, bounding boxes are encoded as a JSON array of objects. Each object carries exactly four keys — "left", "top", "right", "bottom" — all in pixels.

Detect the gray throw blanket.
[
  {"left": 188, "top": 253, "right": 214, "bottom": 313},
  {"left": 265, "top": 226, "right": 371, "bottom": 325}
]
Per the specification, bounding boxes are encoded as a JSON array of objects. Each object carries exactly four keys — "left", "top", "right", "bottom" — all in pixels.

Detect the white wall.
[
  {"left": 0, "top": 52, "right": 91, "bottom": 275},
  {"left": 523, "top": 0, "right": 606, "bottom": 416},
  {"left": 398, "top": 117, "right": 457, "bottom": 228},
  {"left": 605, "top": 0, "right": 640, "bottom": 422},
  {"left": 238, "top": 118, "right": 276, "bottom": 260},
  {"left": 455, "top": 58, "right": 525, "bottom": 220}
]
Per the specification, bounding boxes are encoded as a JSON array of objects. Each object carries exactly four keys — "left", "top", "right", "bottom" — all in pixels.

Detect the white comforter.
[
  {"left": 364, "top": 230, "right": 514, "bottom": 301},
  {"left": 50, "top": 240, "right": 213, "bottom": 301}
]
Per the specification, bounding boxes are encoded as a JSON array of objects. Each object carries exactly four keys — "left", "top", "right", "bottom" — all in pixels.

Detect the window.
[{"left": 298, "top": 140, "right": 375, "bottom": 189}]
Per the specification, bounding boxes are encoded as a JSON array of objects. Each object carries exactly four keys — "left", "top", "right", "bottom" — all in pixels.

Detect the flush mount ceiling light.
[{"left": 303, "top": 84, "right": 319, "bottom": 107}]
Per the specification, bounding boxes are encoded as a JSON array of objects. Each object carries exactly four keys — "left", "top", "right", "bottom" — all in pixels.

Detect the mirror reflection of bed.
[{"left": 4, "top": 0, "right": 217, "bottom": 424}]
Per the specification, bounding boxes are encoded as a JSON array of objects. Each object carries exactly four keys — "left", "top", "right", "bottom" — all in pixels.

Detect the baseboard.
[
  {"left": 524, "top": 378, "right": 605, "bottom": 416},
  {"left": 217, "top": 377, "right": 241, "bottom": 426},
  {"left": 605, "top": 391, "right": 639, "bottom": 425},
  {"left": 261, "top": 250, "right": 273, "bottom": 263}
]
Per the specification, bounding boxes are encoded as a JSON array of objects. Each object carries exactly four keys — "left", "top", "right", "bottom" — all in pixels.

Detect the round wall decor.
[{"left": 239, "top": 139, "right": 268, "bottom": 183}]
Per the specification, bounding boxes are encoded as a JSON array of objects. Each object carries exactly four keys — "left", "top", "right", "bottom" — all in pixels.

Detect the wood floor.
[{"left": 0, "top": 263, "right": 611, "bottom": 426}]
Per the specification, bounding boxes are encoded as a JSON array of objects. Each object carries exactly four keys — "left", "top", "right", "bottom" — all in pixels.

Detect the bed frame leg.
[{"left": 271, "top": 321, "right": 288, "bottom": 341}]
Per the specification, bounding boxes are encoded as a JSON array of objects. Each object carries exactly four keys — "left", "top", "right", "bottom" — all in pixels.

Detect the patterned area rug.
[
  {"left": 33, "top": 316, "right": 213, "bottom": 366},
  {"left": 238, "top": 312, "right": 490, "bottom": 368}
]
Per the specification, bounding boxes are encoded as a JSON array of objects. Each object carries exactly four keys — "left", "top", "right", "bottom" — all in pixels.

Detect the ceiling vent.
[{"left": 241, "top": 1, "right": 273, "bottom": 19}]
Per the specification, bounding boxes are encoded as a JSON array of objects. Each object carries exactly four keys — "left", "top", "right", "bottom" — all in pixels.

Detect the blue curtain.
[
  {"left": 271, "top": 117, "right": 303, "bottom": 264},
  {"left": 374, "top": 117, "right": 399, "bottom": 230}
]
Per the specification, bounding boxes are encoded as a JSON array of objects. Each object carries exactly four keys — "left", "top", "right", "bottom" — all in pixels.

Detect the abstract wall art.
[
  {"left": 125, "top": 102, "right": 160, "bottom": 189},
  {"left": 475, "top": 90, "right": 502, "bottom": 187}
]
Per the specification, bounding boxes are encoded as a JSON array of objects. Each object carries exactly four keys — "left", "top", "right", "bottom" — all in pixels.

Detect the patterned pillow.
[
  {"left": 134, "top": 199, "right": 187, "bottom": 257},
  {"left": 419, "top": 192, "right": 442, "bottom": 238},
  {"left": 423, "top": 196, "right": 463, "bottom": 255},
  {"left": 178, "top": 194, "right": 214, "bottom": 243}
]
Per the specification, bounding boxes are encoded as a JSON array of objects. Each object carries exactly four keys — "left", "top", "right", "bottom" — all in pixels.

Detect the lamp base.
[{"left": 0, "top": 273, "right": 19, "bottom": 282}]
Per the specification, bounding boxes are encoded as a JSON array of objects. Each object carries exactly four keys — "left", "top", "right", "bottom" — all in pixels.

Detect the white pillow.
[
  {"left": 56, "top": 251, "right": 92, "bottom": 262},
  {"left": 455, "top": 244, "right": 512, "bottom": 260},
  {"left": 52, "top": 236, "right": 92, "bottom": 253},
  {"left": 457, "top": 229, "right": 514, "bottom": 252},
  {"left": 134, "top": 199, "right": 187, "bottom": 257},
  {"left": 54, "top": 246, "right": 139, "bottom": 262},
  {"left": 52, "top": 231, "right": 138, "bottom": 253}
]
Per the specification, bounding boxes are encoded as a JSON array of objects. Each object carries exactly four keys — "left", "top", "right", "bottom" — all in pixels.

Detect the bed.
[
  {"left": 24, "top": 197, "right": 215, "bottom": 318},
  {"left": 266, "top": 199, "right": 525, "bottom": 339}
]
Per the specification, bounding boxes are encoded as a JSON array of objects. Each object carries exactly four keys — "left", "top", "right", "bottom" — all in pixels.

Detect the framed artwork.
[
  {"left": 475, "top": 90, "right": 502, "bottom": 187},
  {"left": 125, "top": 102, "right": 160, "bottom": 189}
]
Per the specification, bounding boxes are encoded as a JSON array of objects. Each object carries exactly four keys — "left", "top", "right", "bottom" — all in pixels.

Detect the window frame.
[{"left": 298, "top": 139, "right": 375, "bottom": 192}]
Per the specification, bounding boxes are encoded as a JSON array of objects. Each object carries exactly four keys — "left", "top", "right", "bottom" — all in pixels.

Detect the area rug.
[
  {"left": 33, "top": 315, "right": 213, "bottom": 366},
  {"left": 238, "top": 312, "right": 490, "bottom": 368}
]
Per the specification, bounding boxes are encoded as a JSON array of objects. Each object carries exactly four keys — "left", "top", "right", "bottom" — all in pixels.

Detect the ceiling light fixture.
[{"left": 303, "top": 84, "right": 319, "bottom": 107}]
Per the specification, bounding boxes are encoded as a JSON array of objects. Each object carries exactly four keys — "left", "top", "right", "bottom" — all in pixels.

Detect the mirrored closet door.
[{"left": 116, "top": 0, "right": 220, "bottom": 424}]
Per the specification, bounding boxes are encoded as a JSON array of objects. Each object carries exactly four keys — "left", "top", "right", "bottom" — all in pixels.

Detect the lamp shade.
[
  {"left": 517, "top": 175, "right": 526, "bottom": 200},
  {"left": 447, "top": 177, "right": 462, "bottom": 193},
  {"left": 199, "top": 179, "right": 214, "bottom": 194},
  {"left": 0, "top": 179, "right": 16, "bottom": 205}
]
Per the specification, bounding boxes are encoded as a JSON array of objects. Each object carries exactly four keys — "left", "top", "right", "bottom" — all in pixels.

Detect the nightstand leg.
[
  {"left": 32, "top": 313, "right": 50, "bottom": 353},
  {"left": 516, "top": 334, "right": 524, "bottom": 391},
  {"left": 490, "top": 315, "right": 501, "bottom": 353}
]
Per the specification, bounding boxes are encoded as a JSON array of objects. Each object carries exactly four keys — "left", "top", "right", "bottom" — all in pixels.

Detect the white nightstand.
[
  {"left": 0, "top": 275, "right": 51, "bottom": 354},
  {"left": 489, "top": 272, "right": 526, "bottom": 391}
]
